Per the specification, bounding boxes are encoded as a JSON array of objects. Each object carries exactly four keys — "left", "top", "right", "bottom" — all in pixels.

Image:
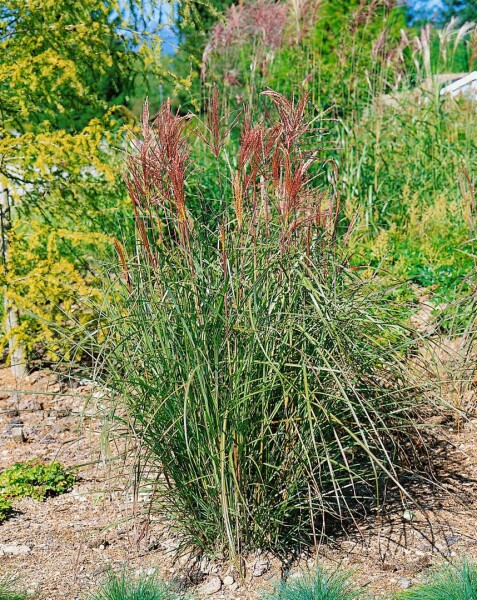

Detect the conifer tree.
[{"left": 0, "top": 0, "right": 166, "bottom": 370}]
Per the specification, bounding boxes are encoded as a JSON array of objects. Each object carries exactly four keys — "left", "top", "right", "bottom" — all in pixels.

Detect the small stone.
[
  {"left": 398, "top": 578, "right": 412, "bottom": 590},
  {"left": 0, "top": 544, "right": 31, "bottom": 556},
  {"left": 52, "top": 407, "right": 71, "bottom": 418},
  {"left": 445, "top": 534, "right": 461, "bottom": 546},
  {"left": 178, "top": 551, "right": 193, "bottom": 565},
  {"left": 200, "top": 576, "right": 222, "bottom": 595},
  {"left": 229, "top": 583, "right": 239, "bottom": 591},
  {"left": 5, "top": 409, "right": 19, "bottom": 418},
  {"left": 71, "top": 489, "right": 88, "bottom": 502},
  {"left": 223, "top": 576, "right": 234, "bottom": 586},
  {"left": 200, "top": 556, "right": 210, "bottom": 574},
  {"left": 18, "top": 398, "right": 42, "bottom": 412},
  {"left": 11, "top": 427, "right": 26, "bottom": 443},
  {"left": 41, "top": 434, "right": 56, "bottom": 444},
  {"left": 252, "top": 558, "right": 270, "bottom": 577},
  {"left": 27, "top": 371, "right": 41, "bottom": 384},
  {"left": 147, "top": 537, "right": 160, "bottom": 552},
  {"left": 402, "top": 510, "right": 414, "bottom": 522},
  {"left": 92, "top": 564, "right": 110, "bottom": 576}
]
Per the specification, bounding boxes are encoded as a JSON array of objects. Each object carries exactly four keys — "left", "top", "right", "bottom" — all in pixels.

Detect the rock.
[
  {"left": 40, "top": 434, "right": 56, "bottom": 444},
  {"left": 86, "top": 537, "right": 109, "bottom": 550},
  {"left": 402, "top": 510, "right": 414, "bottom": 522},
  {"left": 3, "top": 418, "right": 23, "bottom": 436},
  {"left": 5, "top": 408, "right": 19, "bottom": 418},
  {"left": 11, "top": 426, "right": 26, "bottom": 443},
  {"left": 92, "top": 564, "right": 110, "bottom": 576},
  {"left": 398, "top": 578, "right": 412, "bottom": 590},
  {"left": 223, "top": 576, "right": 234, "bottom": 586},
  {"left": 26, "top": 372, "right": 41, "bottom": 384},
  {"left": 252, "top": 558, "right": 270, "bottom": 577},
  {"left": 229, "top": 583, "right": 239, "bottom": 591},
  {"left": 178, "top": 551, "right": 197, "bottom": 566},
  {"left": 200, "top": 556, "right": 210, "bottom": 574},
  {"left": 26, "top": 586, "right": 38, "bottom": 597},
  {"left": 147, "top": 537, "right": 160, "bottom": 552},
  {"left": 445, "top": 534, "right": 461, "bottom": 546},
  {"left": 161, "top": 537, "right": 180, "bottom": 552},
  {"left": 18, "top": 398, "right": 43, "bottom": 412},
  {"left": 200, "top": 576, "right": 222, "bottom": 595},
  {"left": 51, "top": 407, "right": 72, "bottom": 418},
  {"left": 0, "top": 544, "right": 31, "bottom": 556}
]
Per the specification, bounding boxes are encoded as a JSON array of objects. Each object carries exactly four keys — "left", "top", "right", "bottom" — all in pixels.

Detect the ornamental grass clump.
[
  {"left": 263, "top": 566, "right": 366, "bottom": 600},
  {"left": 0, "top": 576, "right": 27, "bottom": 600},
  {"left": 90, "top": 571, "right": 180, "bottom": 600},
  {"left": 397, "top": 560, "right": 477, "bottom": 600},
  {"left": 100, "top": 89, "right": 432, "bottom": 558}
]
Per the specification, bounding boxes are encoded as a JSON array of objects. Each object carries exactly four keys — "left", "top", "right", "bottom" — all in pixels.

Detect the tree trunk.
[{"left": 0, "top": 185, "right": 27, "bottom": 378}]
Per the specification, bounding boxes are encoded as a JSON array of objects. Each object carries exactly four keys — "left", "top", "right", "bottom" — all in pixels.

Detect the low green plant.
[
  {"left": 264, "top": 567, "right": 366, "bottom": 600},
  {"left": 0, "top": 460, "right": 74, "bottom": 521},
  {"left": 397, "top": 560, "right": 477, "bottom": 599},
  {"left": 0, "top": 497, "right": 13, "bottom": 522},
  {"left": 0, "top": 576, "right": 27, "bottom": 600},
  {"left": 90, "top": 571, "right": 181, "bottom": 600}
]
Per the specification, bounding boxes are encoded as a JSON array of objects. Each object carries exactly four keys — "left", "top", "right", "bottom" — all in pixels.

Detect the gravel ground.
[{"left": 1, "top": 363, "right": 477, "bottom": 599}]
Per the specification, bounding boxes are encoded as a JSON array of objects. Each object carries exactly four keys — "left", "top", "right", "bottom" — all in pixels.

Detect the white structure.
[{"left": 440, "top": 71, "right": 477, "bottom": 101}]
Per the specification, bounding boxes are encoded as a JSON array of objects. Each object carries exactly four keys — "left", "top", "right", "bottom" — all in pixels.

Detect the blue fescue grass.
[
  {"left": 264, "top": 566, "right": 367, "bottom": 600},
  {"left": 0, "top": 577, "right": 27, "bottom": 600},
  {"left": 90, "top": 571, "right": 182, "bottom": 600},
  {"left": 398, "top": 560, "right": 477, "bottom": 600}
]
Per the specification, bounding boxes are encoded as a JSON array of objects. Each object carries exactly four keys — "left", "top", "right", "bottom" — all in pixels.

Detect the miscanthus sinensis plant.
[{"left": 98, "top": 89, "right": 433, "bottom": 559}]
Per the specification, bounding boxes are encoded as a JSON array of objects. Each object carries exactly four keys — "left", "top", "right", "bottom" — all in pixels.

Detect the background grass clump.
[
  {"left": 200, "top": 0, "right": 477, "bottom": 326},
  {"left": 96, "top": 90, "right": 435, "bottom": 559}
]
